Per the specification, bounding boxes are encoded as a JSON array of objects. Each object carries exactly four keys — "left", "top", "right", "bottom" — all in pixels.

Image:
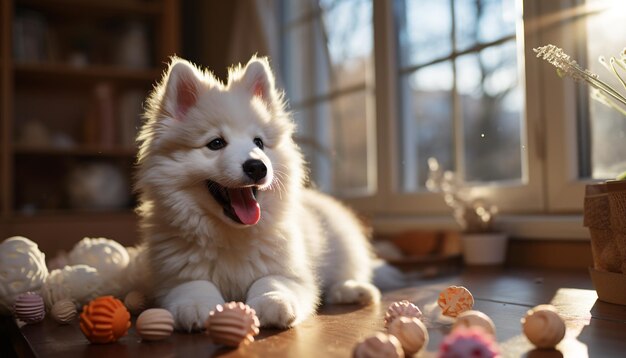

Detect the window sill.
[{"left": 371, "top": 214, "right": 589, "bottom": 241}]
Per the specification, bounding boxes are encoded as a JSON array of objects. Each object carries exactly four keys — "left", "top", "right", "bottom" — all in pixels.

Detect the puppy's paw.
[
  {"left": 167, "top": 300, "right": 214, "bottom": 332},
  {"left": 247, "top": 292, "right": 298, "bottom": 328},
  {"left": 327, "top": 280, "right": 381, "bottom": 305}
]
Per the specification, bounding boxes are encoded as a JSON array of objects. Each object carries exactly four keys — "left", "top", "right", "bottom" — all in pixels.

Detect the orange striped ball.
[{"left": 80, "top": 296, "right": 131, "bottom": 344}]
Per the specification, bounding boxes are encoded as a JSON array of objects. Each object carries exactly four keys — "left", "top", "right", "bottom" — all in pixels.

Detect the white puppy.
[{"left": 134, "top": 56, "right": 381, "bottom": 331}]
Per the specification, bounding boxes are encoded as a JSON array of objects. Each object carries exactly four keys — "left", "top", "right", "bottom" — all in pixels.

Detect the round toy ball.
[
  {"left": 387, "top": 316, "right": 429, "bottom": 356},
  {"left": 41, "top": 265, "right": 102, "bottom": 308},
  {"left": 0, "top": 236, "right": 49, "bottom": 314},
  {"left": 439, "top": 327, "right": 500, "bottom": 358},
  {"left": 384, "top": 300, "right": 422, "bottom": 328},
  {"left": 51, "top": 299, "right": 77, "bottom": 324},
  {"left": 521, "top": 304, "right": 566, "bottom": 349},
  {"left": 453, "top": 310, "right": 496, "bottom": 336},
  {"left": 13, "top": 292, "right": 45, "bottom": 324},
  {"left": 68, "top": 237, "right": 130, "bottom": 279},
  {"left": 438, "top": 286, "right": 474, "bottom": 317},
  {"left": 206, "top": 302, "right": 260, "bottom": 347},
  {"left": 124, "top": 290, "right": 147, "bottom": 316},
  {"left": 136, "top": 308, "right": 175, "bottom": 341},
  {"left": 353, "top": 332, "right": 404, "bottom": 358},
  {"left": 80, "top": 296, "right": 131, "bottom": 344}
]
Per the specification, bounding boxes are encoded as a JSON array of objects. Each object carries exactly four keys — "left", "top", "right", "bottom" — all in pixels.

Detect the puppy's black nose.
[{"left": 242, "top": 159, "right": 267, "bottom": 182}]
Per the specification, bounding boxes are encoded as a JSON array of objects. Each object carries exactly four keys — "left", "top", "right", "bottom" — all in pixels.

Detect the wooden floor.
[{"left": 3, "top": 267, "right": 626, "bottom": 357}]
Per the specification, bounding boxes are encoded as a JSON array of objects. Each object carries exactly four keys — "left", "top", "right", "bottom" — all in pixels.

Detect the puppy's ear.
[
  {"left": 232, "top": 57, "right": 277, "bottom": 105},
  {"left": 162, "top": 58, "right": 203, "bottom": 120}
]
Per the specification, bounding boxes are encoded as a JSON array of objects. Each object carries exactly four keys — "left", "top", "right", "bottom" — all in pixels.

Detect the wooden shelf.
[
  {"left": 1, "top": 0, "right": 178, "bottom": 245},
  {"left": 13, "top": 145, "right": 137, "bottom": 157},
  {"left": 17, "top": 0, "right": 162, "bottom": 17},
  {"left": 14, "top": 63, "right": 161, "bottom": 87},
  {"left": 12, "top": 209, "right": 136, "bottom": 220}
]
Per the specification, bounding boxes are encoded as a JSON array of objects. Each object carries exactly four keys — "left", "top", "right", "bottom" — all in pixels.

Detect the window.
[
  {"left": 577, "top": 0, "right": 626, "bottom": 180},
  {"left": 278, "top": 0, "right": 626, "bottom": 236},
  {"left": 396, "top": 0, "right": 523, "bottom": 191},
  {"left": 280, "top": 0, "right": 376, "bottom": 195}
]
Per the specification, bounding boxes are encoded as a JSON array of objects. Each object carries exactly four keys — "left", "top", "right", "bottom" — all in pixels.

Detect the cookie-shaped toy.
[{"left": 437, "top": 286, "right": 474, "bottom": 317}]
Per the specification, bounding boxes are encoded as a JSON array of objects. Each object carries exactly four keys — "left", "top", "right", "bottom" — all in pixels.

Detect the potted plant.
[
  {"left": 426, "top": 158, "right": 507, "bottom": 265},
  {"left": 535, "top": 44, "right": 626, "bottom": 304}
]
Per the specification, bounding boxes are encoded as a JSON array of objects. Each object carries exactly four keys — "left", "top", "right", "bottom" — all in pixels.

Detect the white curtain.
[{"left": 227, "top": 0, "right": 283, "bottom": 85}]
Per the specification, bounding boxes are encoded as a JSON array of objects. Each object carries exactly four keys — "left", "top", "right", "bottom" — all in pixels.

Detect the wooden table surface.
[{"left": 3, "top": 267, "right": 626, "bottom": 357}]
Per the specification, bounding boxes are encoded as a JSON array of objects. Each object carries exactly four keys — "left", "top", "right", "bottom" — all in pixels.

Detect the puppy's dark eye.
[
  {"left": 207, "top": 137, "right": 227, "bottom": 150},
  {"left": 254, "top": 137, "right": 264, "bottom": 150}
]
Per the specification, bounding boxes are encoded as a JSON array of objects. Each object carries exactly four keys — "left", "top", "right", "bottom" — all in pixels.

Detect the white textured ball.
[
  {"left": 522, "top": 304, "right": 566, "bottom": 349},
  {"left": 0, "top": 237, "right": 49, "bottom": 314},
  {"left": 68, "top": 237, "right": 129, "bottom": 279},
  {"left": 41, "top": 265, "right": 102, "bottom": 308}
]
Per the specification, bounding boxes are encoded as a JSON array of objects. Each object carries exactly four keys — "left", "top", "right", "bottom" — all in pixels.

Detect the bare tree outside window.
[{"left": 397, "top": 0, "right": 523, "bottom": 191}]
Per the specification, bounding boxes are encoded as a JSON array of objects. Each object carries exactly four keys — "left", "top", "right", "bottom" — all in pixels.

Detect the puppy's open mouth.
[{"left": 206, "top": 180, "right": 260, "bottom": 225}]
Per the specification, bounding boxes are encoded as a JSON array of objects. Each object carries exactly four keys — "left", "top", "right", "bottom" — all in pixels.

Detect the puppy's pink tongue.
[{"left": 228, "top": 188, "right": 260, "bottom": 225}]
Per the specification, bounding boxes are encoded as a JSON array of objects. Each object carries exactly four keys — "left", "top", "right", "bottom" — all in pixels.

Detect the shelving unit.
[
  {"left": 14, "top": 63, "right": 162, "bottom": 87},
  {"left": 0, "top": 0, "right": 180, "bottom": 249}
]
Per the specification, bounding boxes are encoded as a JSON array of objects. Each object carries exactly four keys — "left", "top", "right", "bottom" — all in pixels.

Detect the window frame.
[{"left": 279, "top": 1, "right": 377, "bottom": 195}]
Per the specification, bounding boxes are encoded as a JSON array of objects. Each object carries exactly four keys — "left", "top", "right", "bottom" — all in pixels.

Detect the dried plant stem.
[{"left": 570, "top": 64, "right": 626, "bottom": 106}]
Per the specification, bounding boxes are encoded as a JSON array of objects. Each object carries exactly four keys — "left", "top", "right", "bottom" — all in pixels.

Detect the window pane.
[
  {"left": 321, "top": 0, "right": 373, "bottom": 91},
  {"left": 281, "top": 0, "right": 375, "bottom": 196},
  {"left": 292, "top": 92, "right": 373, "bottom": 195},
  {"left": 284, "top": 23, "right": 315, "bottom": 105},
  {"left": 454, "top": 0, "right": 516, "bottom": 51},
  {"left": 396, "top": 0, "right": 452, "bottom": 67},
  {"left": 400, "top": 62, "right": 455, "bottom": 192},
  {"left": 458, "top": 41, "right": 522, "bottom": 182},
  {"left": 292, "top": 106, "right": 331, "bottom": 190},
  {"left": 283, "top": 0, "right": 317, "bottom": 25},
  {"left": 328, "top": 90, "right": 373, "bottom": 194},
  {"left": 582, "top": 0, "right": 626, "bottom": 179}
]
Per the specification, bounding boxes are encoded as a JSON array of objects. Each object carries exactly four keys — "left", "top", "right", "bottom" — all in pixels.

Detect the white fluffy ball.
[
  {"left": 0, "top": 236, "right": 49, "bottom": 315},
  {"left": 68, "top": 237, "right": 130, "bottom": 279},
  {"left": 41, "top": 265, "right": 102, "bottom": 308}
]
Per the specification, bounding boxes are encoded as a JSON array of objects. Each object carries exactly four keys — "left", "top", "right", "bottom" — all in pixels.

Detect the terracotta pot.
[
  {"left": 584, "top": 182, "right": 621, "bottom": 272},
  {"left": 607, "top": 180, "right": 626, "bottom": 273}
]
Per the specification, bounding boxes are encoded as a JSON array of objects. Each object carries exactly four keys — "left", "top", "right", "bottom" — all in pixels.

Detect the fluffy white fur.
[{"left": 133, "top": 56, "right": 381, "bottom": 331}]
